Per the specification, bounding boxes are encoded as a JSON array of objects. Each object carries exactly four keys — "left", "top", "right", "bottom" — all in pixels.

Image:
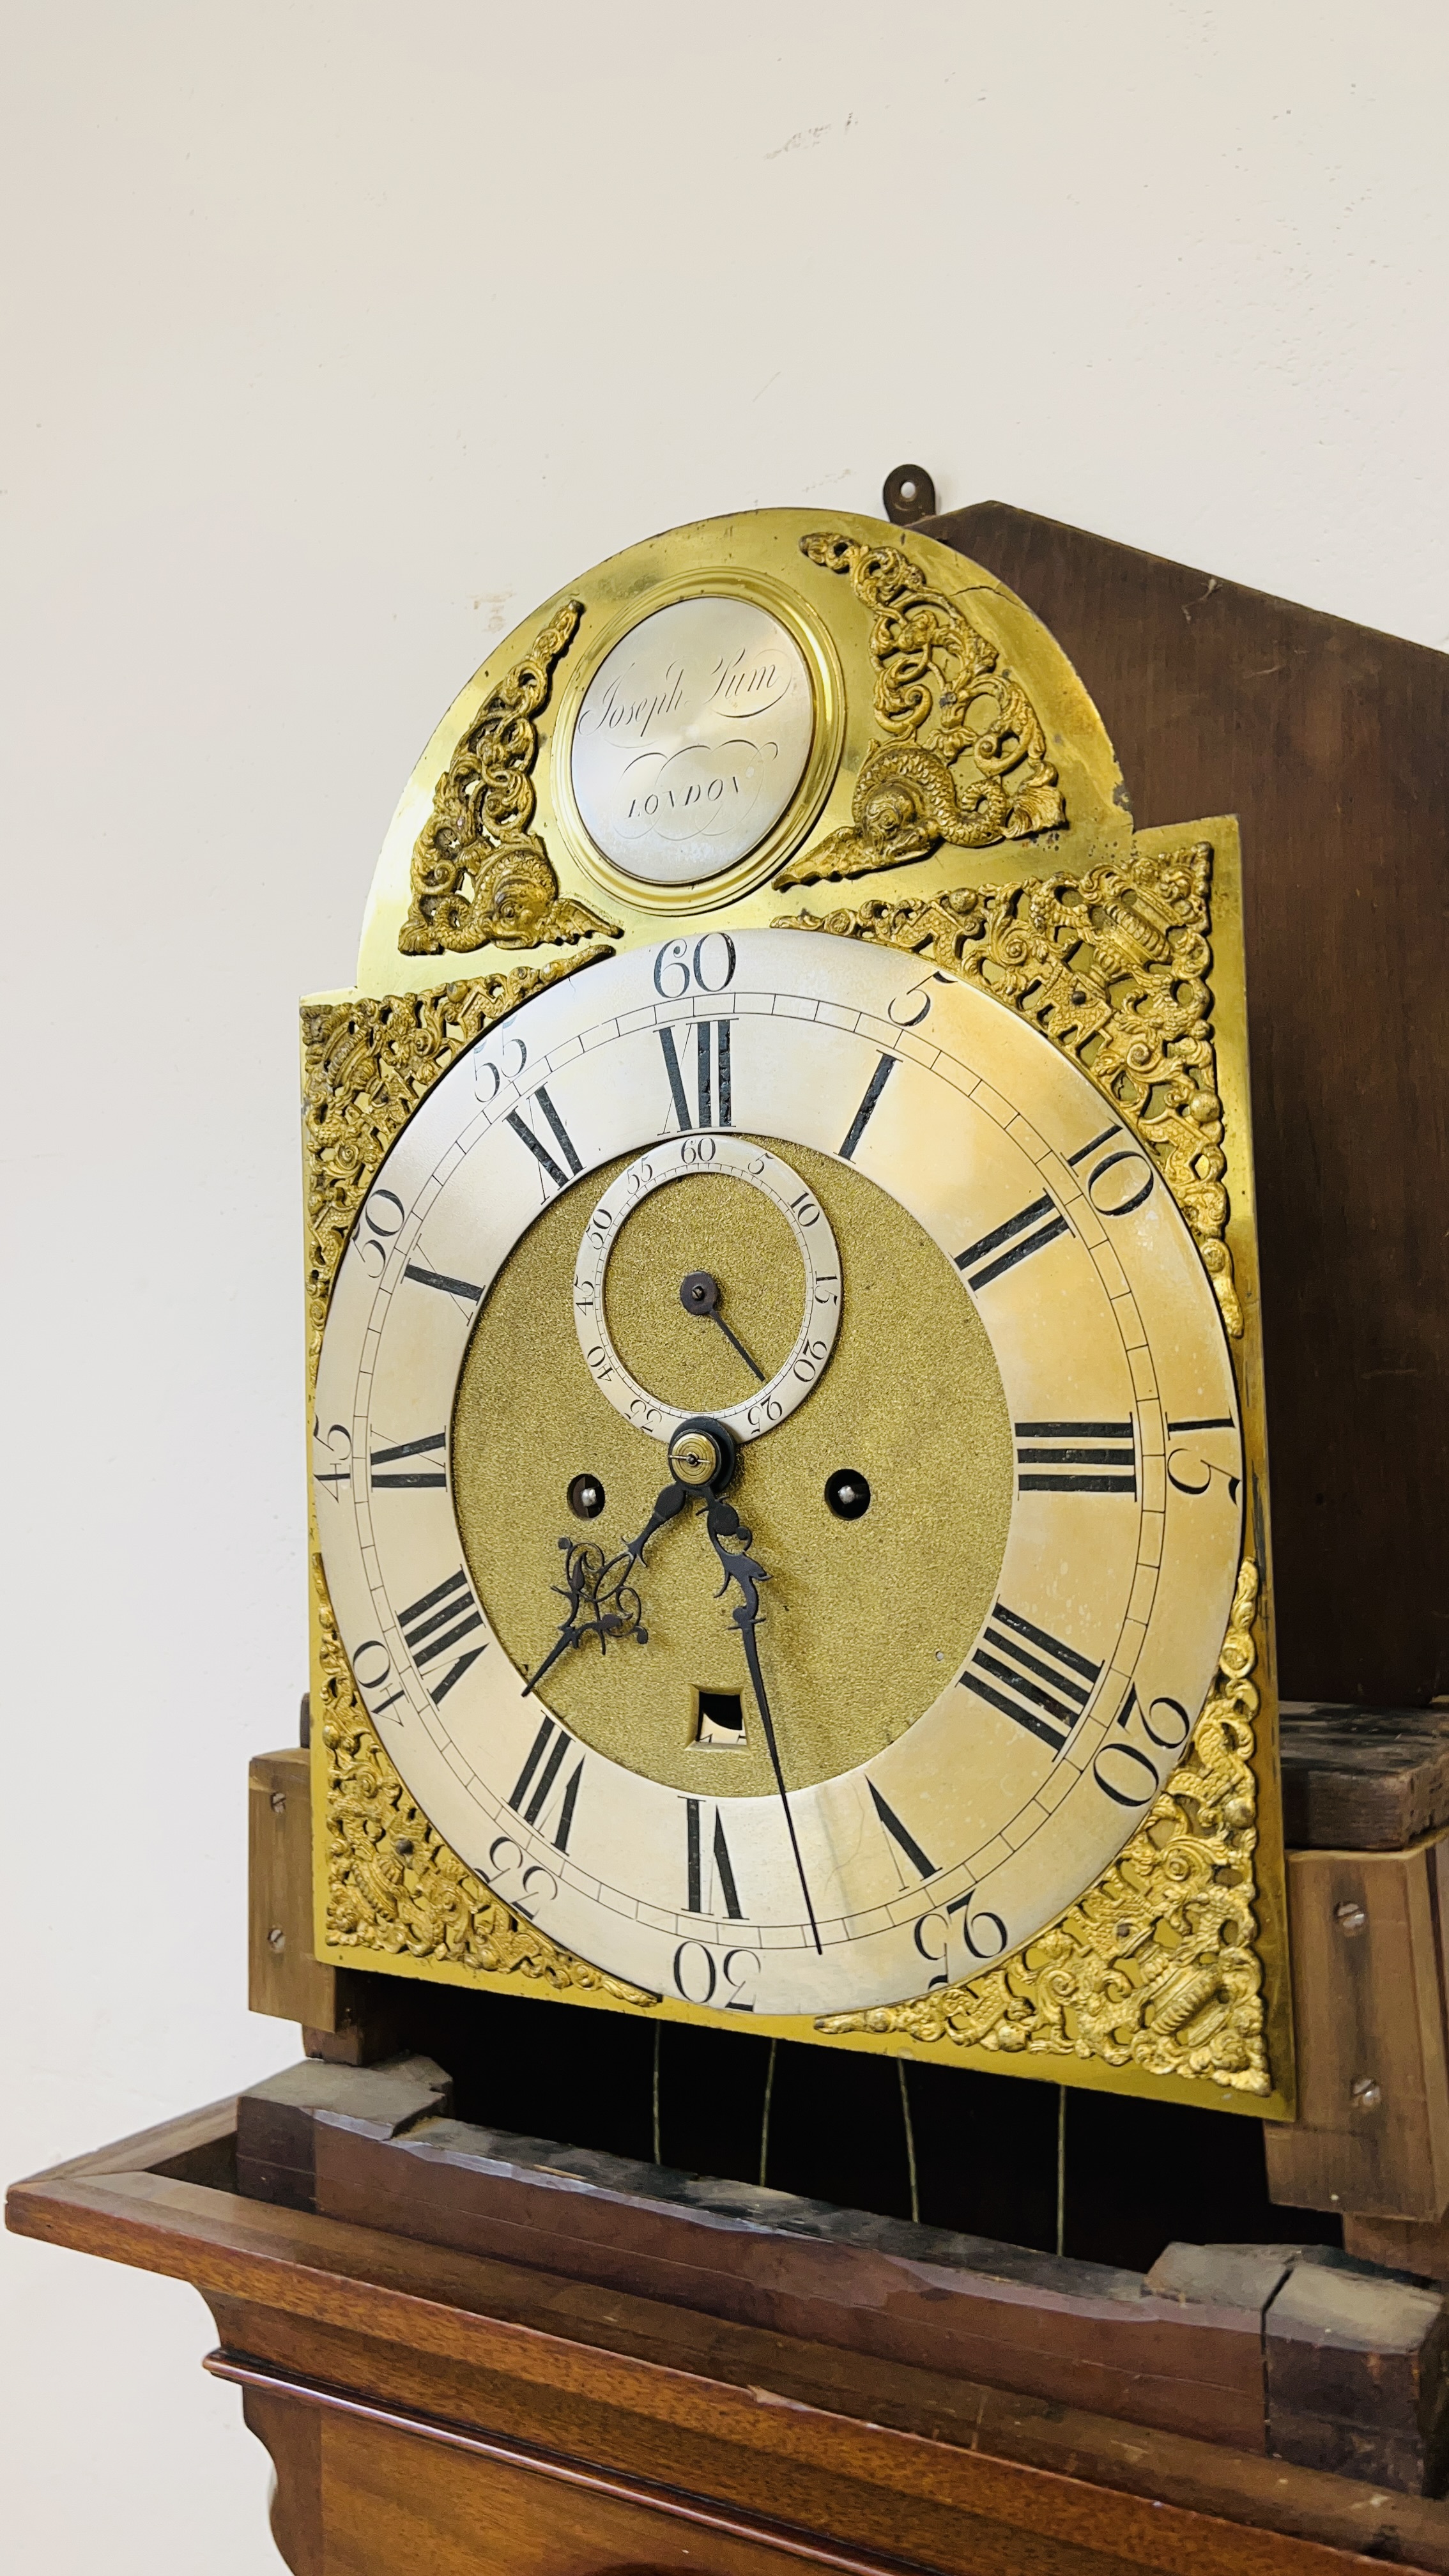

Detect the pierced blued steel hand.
[
  {"left": 523, "top": 1468, "right": 695, "bottom": 1699},
  {"left": 680, "top": 1270, "right": 766, "bottom": 1384},
  {"left": 522, "top": 1537, "right": 648, "bottom": 1698},
  {"left": 619, "top": 1476, "right": 689, "bottom": 1572},
  {"left": 703, "top": 1494, "right": 823, "bottom": 1955}
]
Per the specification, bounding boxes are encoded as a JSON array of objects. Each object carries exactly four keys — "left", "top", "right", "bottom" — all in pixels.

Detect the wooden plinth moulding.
[
  {"left": 233, "top": 2055, "right": 1449, "bottom": 2494},
  {"left": 15, "top": 2097, "right": 1449, "bottom": 2575}
]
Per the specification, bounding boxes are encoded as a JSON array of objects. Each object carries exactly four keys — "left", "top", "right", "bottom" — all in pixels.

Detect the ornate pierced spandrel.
[
  {"left": 301, "top": 953, "right": 604, "bottom": 1382},
  {"left": 316, "top": 1562, "right": 655, "bottom": 2003},
  {"left": 819, "top": 1560, "right": 1269, "bottom": 2096},
  {"left": 303, "top": 950, "right": 657, "bottom": 2008},
  {"left": 398, "top": 601, "right": 621, "bottom": 956},
  {"left": 778, "top": 837, "right": 1242, "bottom": 1338},
  {"left": 776, "top": 532, "right": 1066, "bottom": 889}
]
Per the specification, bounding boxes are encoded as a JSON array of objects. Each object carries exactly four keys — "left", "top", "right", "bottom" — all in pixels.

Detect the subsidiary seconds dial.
[{"left": 572, "top": 1137, "right": 842, "bottom": 1443}]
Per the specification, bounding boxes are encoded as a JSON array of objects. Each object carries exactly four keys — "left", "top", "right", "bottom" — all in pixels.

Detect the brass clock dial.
[{"left": 312, "top": 928, "right": 1245, "bottom": 2022}]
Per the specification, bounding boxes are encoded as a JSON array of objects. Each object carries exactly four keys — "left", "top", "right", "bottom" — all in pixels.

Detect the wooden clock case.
[{"left": 12, "top": 501, "right": 1449, "bottom": 2575}]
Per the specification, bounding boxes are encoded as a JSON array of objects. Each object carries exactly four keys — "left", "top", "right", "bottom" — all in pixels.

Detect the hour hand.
[
  {"left": 522, "top": 1537, "right": 646, "bottom": 1698},
  {"left": 620, "top": 1478, "right": 689, "bottom": 1571},
  {"left": 522, "top": 1459, "right": 694, "bottom": 1698}
]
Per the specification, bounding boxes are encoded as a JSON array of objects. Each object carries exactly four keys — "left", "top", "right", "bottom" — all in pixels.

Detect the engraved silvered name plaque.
[{"left": 569, "top": 595, "right": 814, "bottom": 885}]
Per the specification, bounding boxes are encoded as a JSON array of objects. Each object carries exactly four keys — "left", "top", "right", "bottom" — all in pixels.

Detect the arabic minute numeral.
[
  {"left": 659, "top": 1021, "right": 733, "bottom": 1130},
  {"left": 508, "top": 1715, "right": 585, "bottom": 1852},
  {"left": 652, "top": 933, "right": 737, "bottom": 1000},
  {"left": 1015, "top": 1420, "right": 1137, "bottom": 1496},
  {"left": 886, "top": 969, "right": 955, "bottom": 1030},
  {"left": 349, "top": 1636, "right": 408, "bottom": 1724},
  {"left": 961, "top": 1601, "right": 1102, "bottom": 1753},
  {"left": 1165, "top": 1416, "right": 1241, "bottom": 1503},
  {"left": 397, "top": 1568, "right": 486, "bottom": 1705},
  {"left": 1066, "top": 1121, "right": 1156, "bottom": 1216},
  {"left": 670, "top": 1938, "right": 757, "bottom": 2010},
  {"left": 1085, "top": 1678, "right": 1190, "bottom": 1809},
  {"left": 484, "top": 1832, "right": 558, "bottom": 1919},
  {"left": 1113, "top": 1679, "right": 1192, "bottom": 1751},
  {"left": 356, "top": 1185, "right": 406, "bottom": 1277},
  {"left": 956, "top": 1193, "right": 1070, "bottom": 1291},
  {"left": 471, "top": 1031, "right": 527, "bottom": 1103},
  {"left": 912, "top": 1891, "right": 1009, "bottom": 1987}
]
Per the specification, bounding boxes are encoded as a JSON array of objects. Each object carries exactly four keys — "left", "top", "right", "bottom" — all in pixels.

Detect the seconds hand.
[{"left": 680, "top": 1271, "right": 765, "bottom": 1383}]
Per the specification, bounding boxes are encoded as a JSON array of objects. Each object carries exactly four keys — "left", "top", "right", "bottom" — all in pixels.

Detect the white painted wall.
[{"left": 3, "top": 4, "right": 1444, "bottom": 2564}]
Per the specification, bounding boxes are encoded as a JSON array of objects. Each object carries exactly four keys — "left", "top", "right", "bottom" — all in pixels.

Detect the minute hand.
[{"left": 703, "top": 1499, "right": 822, "bottom": 1956}]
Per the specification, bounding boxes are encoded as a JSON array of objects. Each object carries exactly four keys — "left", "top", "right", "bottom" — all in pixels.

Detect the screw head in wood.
[
  {"left": 1351, "top": 2076, "right": 1382, "bottom": 2110},
  {"left": 1335, "top": 1900, "right": 1368, "bottom": 1935},
  {"left": 268, "top": 1926, "right": 286, "bottom": 1952}
]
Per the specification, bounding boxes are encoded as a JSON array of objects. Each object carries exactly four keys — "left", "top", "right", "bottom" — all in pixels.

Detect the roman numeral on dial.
[
  {"left": 839, "top": 1052, "right": 897, "bottom": 1160},
  {"left": 370, "top": 1430, "right": 447, "bottom": 1489},
  {"left": 659, "top": 1023, "right": 733, "bottom": 1129},
  {"left": 404, "top": 1262, "right": 483, "bottom": 1303},
  {"left": 962, "top": 1602, "right": 1102, "bottom": 1752},
  {"left": 397, "top": 1568, "right": 486, "bottom": 1704},
  {"left": 505, "top": 1085, "right": 583, "bottom": 1191},
  {"left": 867, "top": 1779, "right": 937, "bottom": 1882},
  {"left": 1015, "top": 1420, "right": 1137, "bottom": 1495},
  {"left": 956, "top": 1193, "right": 1070, "bottom": 1291},
  {"left": 508, "top": 1715, "right": 585, "bottom": 1851},
  {"left": 685, "top": 1798, "right": 744, "bottom": 1917}
]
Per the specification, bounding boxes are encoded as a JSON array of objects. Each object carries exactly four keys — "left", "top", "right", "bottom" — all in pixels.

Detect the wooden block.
[
  {"left": 272, "top": 2087, "right": 1278, "bottom": 2450},
  {"left": 1264, "top": 1834, "right": 1449, "bottom": 2221},
  {"left": 249, "top": 1749, "right": 337, "bottom": 2028},
  {"left": 249, "top": 1746, "right": 409, "bottom": 2062},
  {"left": 236, "top": 2055, "right": 451, "bottom": 2212},
  {"left": 1280, "top": 1705, "right": 1449, "bottom": 1850},
  {"left": 1267, "top": 2251, "right": 1449, "bottom": 2493},
  {"left": 300, "top": 2010, "right": 409, "bottom": 2066},
  {"left": 1344, "top": 2211, "right": 1449, "bottom": 2285},
  {"left": 1146, "top": 2241, "right": 1295, "bottom": 2313}
]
